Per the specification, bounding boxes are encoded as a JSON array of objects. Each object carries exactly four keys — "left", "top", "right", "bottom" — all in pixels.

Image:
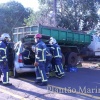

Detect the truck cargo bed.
[{"left": 39, "top": 25, "right": 91, "bottom": 46}]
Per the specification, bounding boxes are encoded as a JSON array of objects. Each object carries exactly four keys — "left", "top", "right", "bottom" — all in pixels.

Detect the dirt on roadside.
[{"left": 81, "top": 61, "right": 100, "bottom": 69}]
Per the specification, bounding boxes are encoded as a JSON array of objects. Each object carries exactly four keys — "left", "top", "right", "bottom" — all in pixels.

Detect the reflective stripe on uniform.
[
  {"left": 2, "top": 56, "right": 6, "bottom": 59},
  {"left": 57, "top": 47, "right": 59, "bottom": 56},
  {"left": 37, "top": 48, "right": 46, "bottom": 51},
  {"left": 23, "top": 57, "right": 30, "bottom": 59},
  {"left": 39, "top": 60, "right": 46, "bottom": 62},
  {"left": 46, "top": 54, "right": 52, "bottom": 56},
  {"left": 55, "top": 65, "right": 58, "bottom": 72},
  {"left": 0, "top": 48, "right": 6, "bottom": 61},
  {"left": 37, "top": 48, "right": 42, "bottom": 51},
  {"left": 36, "top": 48, "right": 46, "bottom": 61},
  {"left": 26, "top": 50, "right": 30, "bottom": 59},
  {"left": 57, "top": 65, "right": 64, "bottom": 74},
  {"left": 35, "top": 55, "right": 39, "bottom": 59},
  {"left": 54, "top": 56, "right": 62, "bottom": 58},
  {"left": 61, "top": 64, "right": 64, "bottom": 69},
  {"left": 52, "top": 46, "right": 62, "bottom": 58},
  {"left": 23, "top": 50, "right": 30, "bottom": 59},
  {"left": 42, "top": 48, "right": 46, "bottom": 61},
  {"left": 0, "top": 48, "right": 6, "bottom": 55},
  {"left": 57, "top": 65, "right": 62, "bottom": 74},
  {"left": 54, "top": 47, "right": 62, "bottom": 58},
  {"left": 3, "top": 72, "right": 9, "bottom": 84},
  {"left": 42, "top": 49, "right": 44, "bottom": 61},
  {"left": 36, "top": 77, "right": 42, "bottom": 79},
  {"left": 42, "top": 80, "right": 48, "bottom": 82},
  {"left": 7, "top": 72, "right": 9, "bottom": 83},
  {"left": 0, "top": 48, "right": 6, "bottom": 51},
  {"left": 51, "top": 47, "right": 55, "bottom": 49},
  {"left": 40, "top": 70, "right": 47, "bottom": 82}
]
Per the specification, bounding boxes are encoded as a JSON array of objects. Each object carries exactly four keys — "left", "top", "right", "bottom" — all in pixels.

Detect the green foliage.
[
  {"left": 57, "top": 0, "right": 99, "bottom": 31},
  {"left": 24, "top": 1, "right": 53, "bottom": 26},
  {"left": 24, "top": 10, "right": 41, "bottom": 26},
  {"left": 0, "top": 1, "right": 30, "bottom": 34},
  {"left": 25, "top": 0, "right": 99, "bottom": 31}
]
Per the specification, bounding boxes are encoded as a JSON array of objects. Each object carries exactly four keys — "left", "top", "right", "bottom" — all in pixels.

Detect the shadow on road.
[{"left": 10, "top": 68, "right": 100, "bottom": 100}]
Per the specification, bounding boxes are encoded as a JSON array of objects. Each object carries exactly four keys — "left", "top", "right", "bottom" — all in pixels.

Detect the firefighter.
[
  {"left": 7, "top": 41, "right": 14, "bottom": 76},
  {"left": 32, "top": 45, "right": 52, "bottom": 77},
  {"left": 49, "top": 37, "right": 64, "bottom": 78},
  {"left": 45, "top": 47, "right": 52, "bottom": 78},
  {"left": 0, "top": 69, "right": 2, "bottom": 83},
  {"left": 0, "top": 37, "right": 2, "bottom": 83},
  {"left": 0, "top": 33, "right": 12, "bottom": 86},
  {"left": 22, "top": 44, "right": 34, "bottom": 65},
  {"left": 34, "top": 33, "right": 48, "bottom": 86}
]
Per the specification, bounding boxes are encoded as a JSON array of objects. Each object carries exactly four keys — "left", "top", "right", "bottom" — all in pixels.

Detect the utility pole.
[
  {"left": 53, "top": 0, "right": 57, "bottom": 27},
  {"left": 60, "top": 0, "right": 63, "bottom": 16}
]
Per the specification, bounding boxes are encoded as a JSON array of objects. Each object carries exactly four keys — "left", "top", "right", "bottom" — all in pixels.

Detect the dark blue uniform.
[
  {"left": 22, "top": 47, "right": 35, "bottom": 65},
  {"left": 45, "top": 47, "right": 52, "bottom": 75},
  {"left": 50, "top": 43, "right": 64, "bottom": 77},
  {"left": 7, "top": 42, "right": 14, "bottom": 71},
  {"left": 35, "top": 40, "right": 47, "bottom": 83},
  {"left": 0, "top": 40, "right": 9, "bottom": 84}
]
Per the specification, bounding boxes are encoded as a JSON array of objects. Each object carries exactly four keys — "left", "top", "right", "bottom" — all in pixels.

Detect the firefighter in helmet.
[
  {"left": 34, "top": 33, "right": 48, "bottom": 86},
  {"left": 7, "top": 39, "right": 14, "bottom": 76},
  {"left": 49, "top": 37, "right": 64, "bottom": 78},
  {"left": 45, "top": 47, "right": 52, "bottom": 78},
  {"left": 0, "top": 33, "right": 12, "bottom": 86}
]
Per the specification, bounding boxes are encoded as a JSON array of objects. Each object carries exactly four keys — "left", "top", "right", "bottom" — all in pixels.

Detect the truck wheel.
[
  {"left": 13, "top": 67, "right": 19, "bottom": 78},
  {"left": 65, "top": 52, "right": 78, "bottom": 66},
  {"left": 62, "top": 53, "right": 65, "bottom": 66}
]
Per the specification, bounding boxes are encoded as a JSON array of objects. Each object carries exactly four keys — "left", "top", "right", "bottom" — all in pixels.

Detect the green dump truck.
[{"left": 13, "top": 24, "right": 91, "bottom": 66}]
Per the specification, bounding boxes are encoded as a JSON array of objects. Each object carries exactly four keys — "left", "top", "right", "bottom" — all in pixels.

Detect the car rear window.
[
  {"left": 22, "top": 37, "right": 34, "bottom": 43},
  {"left": 21, "top": 35, "right": 50, "bottom": 44}
]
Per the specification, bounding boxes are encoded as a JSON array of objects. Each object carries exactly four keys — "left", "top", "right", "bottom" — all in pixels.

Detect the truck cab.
[{"left": 88, "top": 35, "right": 100, "bottom": 56}]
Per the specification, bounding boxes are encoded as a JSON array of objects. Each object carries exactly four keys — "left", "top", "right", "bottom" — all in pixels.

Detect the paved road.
[{"left": 0, "top": 67, "right": 100, "bottom": 100}]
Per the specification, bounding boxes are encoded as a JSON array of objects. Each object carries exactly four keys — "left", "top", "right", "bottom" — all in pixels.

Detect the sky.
[
  {"left": 0, "top": 0, "right": 39, "bottom": 11},
  {"left": 0, "top": 0, "right": 100, "bottom": 15}
]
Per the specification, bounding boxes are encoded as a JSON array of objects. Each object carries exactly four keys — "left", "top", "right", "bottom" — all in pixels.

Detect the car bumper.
[{"left": 16, "top": 66, "right": 36, "bottom": 73}]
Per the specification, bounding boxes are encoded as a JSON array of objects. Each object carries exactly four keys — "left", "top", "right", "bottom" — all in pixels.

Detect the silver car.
[{"left": 13, "top": 34, "right": 50, "bottom": 78}]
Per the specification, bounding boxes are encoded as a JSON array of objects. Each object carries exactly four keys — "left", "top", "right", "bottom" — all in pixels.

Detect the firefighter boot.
[
  {"left": 39, "top": 82, "right": 48, "bottom": 86},
  {"left": 3, "top": 83, "right": 12, "bottom": 86},
  {"left": 34, "top": 79, "right": 42, "bottom": 84},
  {"left": 0, "top": 78, "right": 2, "bottom": 83}
]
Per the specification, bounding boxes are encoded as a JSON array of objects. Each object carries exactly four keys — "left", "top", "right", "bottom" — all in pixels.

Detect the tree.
[
  {"left": 25, "top": 0, "right": 99, "bottom": 31},
  {"left": 24, "top": 10, "right": 41, "bottom": 26},
  {"left": 24, "top": 0, "right": 54, "bottom": 26},
  {"left": 57, "top": 0, "right": 99, "bottom": 31},
  {"left": 0, "top": 1, "right": 30, "bottom": 34}
]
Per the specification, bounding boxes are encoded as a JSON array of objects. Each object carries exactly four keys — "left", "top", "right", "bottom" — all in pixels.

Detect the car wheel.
[{"left": 13, "top": 67, "right": 19, "bottom": 78}]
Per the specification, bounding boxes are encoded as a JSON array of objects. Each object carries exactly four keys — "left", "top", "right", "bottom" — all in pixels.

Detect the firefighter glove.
[{"left": 34, "top": 62, "right": 39, "bottom": 67}]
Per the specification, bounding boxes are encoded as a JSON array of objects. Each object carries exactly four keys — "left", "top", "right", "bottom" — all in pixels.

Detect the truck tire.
[
  {"left": 13, "top": 67, "right": 19, "bottom": 78},
  {"left": 65, "top": 52, "right": 78, "bottom": 66}
]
